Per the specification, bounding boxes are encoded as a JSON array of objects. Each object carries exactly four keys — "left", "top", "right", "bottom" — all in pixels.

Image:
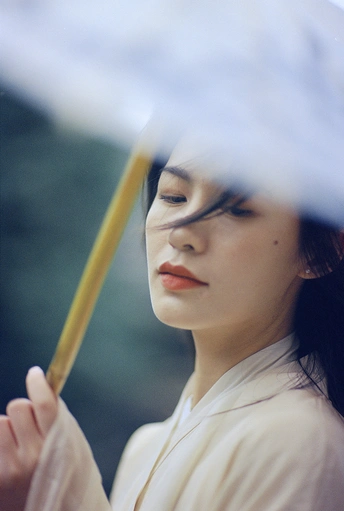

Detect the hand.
[{"left": 0, "top": 367, "right": 58, "bottom": 511}]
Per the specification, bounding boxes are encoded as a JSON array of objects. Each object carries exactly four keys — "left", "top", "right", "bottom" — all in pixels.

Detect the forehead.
[
  {"left": 159, "top": 167, "right": 300, "bottom": 223},
  {"left": 166, "top": 132, "right": 225, "bottom": 176},
  {"left": 164, "top": 135, "right": 300, "bottom": 219}
]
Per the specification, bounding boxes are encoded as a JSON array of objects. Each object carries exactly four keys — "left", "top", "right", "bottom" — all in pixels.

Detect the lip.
[{"left": 158, "top": 262, "right": 208, "bottom": 291}]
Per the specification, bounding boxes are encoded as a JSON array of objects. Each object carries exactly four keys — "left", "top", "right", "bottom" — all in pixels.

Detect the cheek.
[
  {"left": 145, "top": 206, "right": 159, "bottom": 248},
  {"left": 253, "top": 241, "right": 302, "bottom": 287},
  {"left": 145, "top": 203, "right": 157, "bottom": 231},
  {"left": 146, "top": 198, "right": 169, "bottom": 228},
  {"left": 268, "top": 224, "right": 302, "bottom": 271},
  {"left": 217, "top": 230, "right": 301, "bottom": 283},
  {"left": 145, "top": 230, "right": 156, "bottom": 270},
  {"left": 145, "top": 221, "right": 165, "bottom": 271}
]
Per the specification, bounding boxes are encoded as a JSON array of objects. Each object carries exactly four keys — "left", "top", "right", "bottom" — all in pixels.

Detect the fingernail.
[{"left": 28, "top": 366, "right": 44, "bottom": 376}]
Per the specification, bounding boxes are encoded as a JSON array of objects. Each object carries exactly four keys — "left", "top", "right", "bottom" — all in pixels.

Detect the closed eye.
[
  {"left": 224, "top": 205, "right": 254, "bottom": 217},
  {"left": 159, "top": 194, "right": 187, "bottom": 204}
]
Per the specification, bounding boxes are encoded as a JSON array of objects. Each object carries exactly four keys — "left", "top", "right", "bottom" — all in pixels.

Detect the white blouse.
[{"left": 25, "top": 335, "right": 344, "bottom": 511}]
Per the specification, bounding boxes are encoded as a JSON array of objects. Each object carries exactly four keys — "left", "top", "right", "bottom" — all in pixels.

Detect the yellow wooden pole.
[{"left": 46, "top": 146, "right": 153, "bottom": 395}]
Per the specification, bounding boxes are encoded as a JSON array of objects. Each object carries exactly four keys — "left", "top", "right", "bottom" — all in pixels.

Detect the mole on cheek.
[{"left": 273, "top": 240, "right": 279, "bottom": 245}]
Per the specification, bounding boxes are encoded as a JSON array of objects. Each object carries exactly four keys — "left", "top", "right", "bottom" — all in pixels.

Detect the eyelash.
[
  {"left": 159, "top": 194, "right": 187, "bottom": 204},
  {"left": 159, "top": 194, "right": 253, "bottom": 217},
  {"left": 224, "top": 205, "right": 253, "bottom": 217}
]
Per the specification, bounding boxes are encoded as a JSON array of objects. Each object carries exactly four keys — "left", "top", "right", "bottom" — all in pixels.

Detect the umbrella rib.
[{"left": 46, "top": 146, "right": 153, "bottom": 395}]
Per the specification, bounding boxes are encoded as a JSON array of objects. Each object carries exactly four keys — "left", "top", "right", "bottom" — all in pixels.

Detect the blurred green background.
[{"left": 0, "top": 88, "right": 194, "bottom": 495}]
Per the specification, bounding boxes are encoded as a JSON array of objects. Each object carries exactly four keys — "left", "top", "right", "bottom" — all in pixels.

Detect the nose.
[{"left": 168, "top": 223, "right": 207, "bottom": 253}]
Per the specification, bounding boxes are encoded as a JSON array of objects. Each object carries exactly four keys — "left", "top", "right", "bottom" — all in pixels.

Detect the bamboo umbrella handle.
[{"left": 46, "top": 147, "right": 153, "bottom": 395}]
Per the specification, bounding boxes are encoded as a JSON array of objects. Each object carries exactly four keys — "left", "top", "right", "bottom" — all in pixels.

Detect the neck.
[{"left": 191, "top": 318, "right": 294, "bottom": 406}]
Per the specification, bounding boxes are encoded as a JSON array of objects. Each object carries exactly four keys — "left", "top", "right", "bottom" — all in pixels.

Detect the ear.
[
  {"left": 299, "top": 230, "right": 344, "bottom": 280},
  {"left": 298, "top": 265, "right": 319, "bottom": 280}
]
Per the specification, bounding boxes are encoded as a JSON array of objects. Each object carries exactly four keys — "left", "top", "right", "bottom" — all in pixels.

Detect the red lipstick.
[{"left": 158, "top": 262, "right": 208, "bottom": 291}]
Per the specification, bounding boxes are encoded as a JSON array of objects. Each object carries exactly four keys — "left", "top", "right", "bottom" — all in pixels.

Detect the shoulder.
[
  {"left": 249, "top": 386, "right": 344, "bottom": 434},
  {"left": 120, "top": 421, "right": 167, "bottom": 461},
  {"left": 209, "top": 389, "right": 344, "bottom": 509},
  {"left": 237, "top": 387, "right": 344, "bottom": 469},
  {"left": 112, "top": 420, "right": 168, "bottom": 486},
  {"left": 110, "top": 421, "right": 167, "bottom": 503}
]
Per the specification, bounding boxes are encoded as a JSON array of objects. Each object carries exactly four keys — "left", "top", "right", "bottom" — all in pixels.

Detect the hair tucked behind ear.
[{"left": 295, "top": 219, "right": 344, "bottom": 416}]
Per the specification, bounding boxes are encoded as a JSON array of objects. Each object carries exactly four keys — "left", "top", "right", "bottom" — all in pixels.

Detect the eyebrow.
[{"left": 160, "top": 166, "right": 192, "bottom": 183}]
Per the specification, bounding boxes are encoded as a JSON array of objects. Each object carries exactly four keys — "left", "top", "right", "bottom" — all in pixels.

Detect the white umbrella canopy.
[{"left": 1, "top": 0, "right": 344, "bottom": 224}]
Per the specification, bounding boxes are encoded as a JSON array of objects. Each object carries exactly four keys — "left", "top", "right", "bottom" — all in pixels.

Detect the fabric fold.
[{"left": 25, "top": 398, "right": 111, "bottom": 511}]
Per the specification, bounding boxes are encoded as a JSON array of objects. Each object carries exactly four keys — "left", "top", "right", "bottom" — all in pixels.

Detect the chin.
[
  {"left": 152, "top": 306, "right": 204, "bottom": 330},
  {"left": 151, "top": 301, "right": 185, "bottom": 326},
  {"left": 154, "top": 312, "right": 190, "bottom": 329}
]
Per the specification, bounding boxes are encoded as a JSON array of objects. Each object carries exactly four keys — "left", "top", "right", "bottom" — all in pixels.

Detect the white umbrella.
[
  {"left": 1, "top": 0, "right": 344, "bottom": 223},
  {"left": 1, "top": 0, "right": 344, "bottom": 392}
]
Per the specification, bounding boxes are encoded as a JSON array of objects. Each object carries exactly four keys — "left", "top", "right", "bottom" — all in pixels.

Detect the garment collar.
[{"left": 175, "top": 333, "right": 304, "bottom": 423}]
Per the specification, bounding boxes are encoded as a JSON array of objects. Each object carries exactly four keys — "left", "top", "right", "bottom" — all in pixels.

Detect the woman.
[{"left": 1, "top": 141, "right": 344, "bottom": 511}]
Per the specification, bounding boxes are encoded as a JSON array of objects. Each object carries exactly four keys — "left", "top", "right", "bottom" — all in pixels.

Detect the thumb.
[{"left": 26, "top": 366, "right": 58, "bottom": 437}]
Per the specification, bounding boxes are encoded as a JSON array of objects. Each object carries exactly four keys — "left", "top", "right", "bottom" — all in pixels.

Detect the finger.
[
  {"left": 0, "top": 415, "right": 17, "bottom": 452},
  {"left": 6, "top": 399, "right": 43, "bottom": 451},
  {"left": 26, "top": 366, "right": 58, "bottom": 437},
  {"left": 0, "top": 416, "right": 37, "bottom": 511},
  {"left": 0, "top": 416, "right": 20, "bottom": 490}
]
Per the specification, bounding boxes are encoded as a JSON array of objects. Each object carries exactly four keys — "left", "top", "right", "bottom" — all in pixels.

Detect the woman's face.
[{"left": 145, "top": 153, "right": 307, "bottom": 340}]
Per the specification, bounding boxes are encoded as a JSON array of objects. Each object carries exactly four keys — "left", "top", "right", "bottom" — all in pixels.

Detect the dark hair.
[
  {"left": 295, "top": 220, "right": 344, "bottom": 416},
  {"left": 145, "top": 161, "right": 344, "bottom": 416}
]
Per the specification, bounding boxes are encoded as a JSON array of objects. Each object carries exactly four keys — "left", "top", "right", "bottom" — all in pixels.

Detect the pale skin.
[
  {"left": 0, "top": 367, "right": 57, "bottom": 511},
  {"left": 146, "top": 152, "right": 314, "bottom": 405},
  {"left": 0, "top": 151, "right": 315, "bottom": 509}
]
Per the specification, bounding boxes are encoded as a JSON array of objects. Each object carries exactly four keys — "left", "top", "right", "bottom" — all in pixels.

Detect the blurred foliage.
[{"left": 0, "top": 88, "right": 194, "bottom": 494}]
